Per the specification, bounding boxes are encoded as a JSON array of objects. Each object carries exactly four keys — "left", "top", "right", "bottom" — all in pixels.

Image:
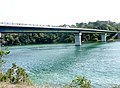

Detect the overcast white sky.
[{"left": 0, "top": 0, "right": 120, "bottom": 25}]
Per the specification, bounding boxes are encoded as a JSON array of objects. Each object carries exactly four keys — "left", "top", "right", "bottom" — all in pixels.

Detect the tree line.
[{"left": 2, "top": 20, "right": 120, "bottom": 46}]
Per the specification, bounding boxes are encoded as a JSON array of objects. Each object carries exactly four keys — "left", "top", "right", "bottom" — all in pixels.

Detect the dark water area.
[{"left": 3, "top": 41, "right": 120, "bottom": 88}]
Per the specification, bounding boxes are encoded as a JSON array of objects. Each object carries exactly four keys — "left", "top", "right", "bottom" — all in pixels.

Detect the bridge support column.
[
  {"left": 75, "top": 32, "right": 82, "bottom": 46},
  {"left": 117, "top": 33, "right": 120, "bottom": 39},
  {"left": 101, "top": 33, "right": 107, "bottom": 42}
]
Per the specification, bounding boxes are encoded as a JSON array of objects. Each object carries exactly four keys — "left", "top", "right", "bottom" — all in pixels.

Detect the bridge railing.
[{"left": 0, "top": 22, "right": 57, "bottom": 27}]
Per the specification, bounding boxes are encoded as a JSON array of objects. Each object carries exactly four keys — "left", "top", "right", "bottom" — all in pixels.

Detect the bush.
[
  {"left": 0, "top": 49, "right": 10, "bottom": 78},
  {"left": 68, "top": 76, "right": 91, "bottom": 88},
  {"left": 0, "top": 49, "right": 10, "bottom": 59},
  {"left": 0, "top": 49, "right": 10, "bottom": 67},
  {"left": 0, "top": 63, "right": 29, "bottom": 84}
]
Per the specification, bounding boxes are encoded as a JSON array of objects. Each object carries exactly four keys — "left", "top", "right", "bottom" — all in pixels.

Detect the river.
[{"left": 3, "top": 41, "right": 120, "bottom": 88}]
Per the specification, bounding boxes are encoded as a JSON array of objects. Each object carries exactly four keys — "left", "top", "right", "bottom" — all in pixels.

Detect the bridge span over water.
[{"left": 0, "top": 22, "right": 120, "bottom": 46}]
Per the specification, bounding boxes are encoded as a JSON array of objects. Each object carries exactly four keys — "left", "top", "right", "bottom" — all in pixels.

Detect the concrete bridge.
[{"left": 0, "top": 22, "right": 120, "bottom": 46}]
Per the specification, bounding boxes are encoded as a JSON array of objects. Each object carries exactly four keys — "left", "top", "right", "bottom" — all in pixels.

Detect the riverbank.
[
  {"left": 1, "top": 82, "right": 119, "bottom": 88},
  {"left": 0, "top": 82, "right": 37, "bottom": 88},
  {"left": 0, "top": 82, "right": 63, "bottom": 88}
]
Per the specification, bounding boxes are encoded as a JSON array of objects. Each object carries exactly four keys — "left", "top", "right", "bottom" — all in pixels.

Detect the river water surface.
[{"left": 3, "top": 41, "right": 120, "bottom": 88}]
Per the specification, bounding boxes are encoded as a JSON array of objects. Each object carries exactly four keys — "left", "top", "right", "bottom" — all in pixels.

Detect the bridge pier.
[
  {"left": 101, "top": 33, "right": 107, "bottom": 42},
  {"left": 75, "top": 32, "right": 82, "bottom": 46},
  {"left": 117, "top": 33, "right": 120, "bottom": 39}
]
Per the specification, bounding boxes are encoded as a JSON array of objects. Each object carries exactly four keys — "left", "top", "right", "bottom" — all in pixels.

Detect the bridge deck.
[{"left": 0, "top": 22, "right": 118, "bottom": 33}]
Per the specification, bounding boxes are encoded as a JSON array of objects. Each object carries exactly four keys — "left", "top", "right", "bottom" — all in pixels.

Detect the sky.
[{"left": 0, "top": 0, "right": 120, "bottom": 25}]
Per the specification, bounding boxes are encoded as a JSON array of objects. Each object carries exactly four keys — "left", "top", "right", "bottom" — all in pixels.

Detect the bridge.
[{"left": 0, "top": 22, "right": 120, "bottom": 46}]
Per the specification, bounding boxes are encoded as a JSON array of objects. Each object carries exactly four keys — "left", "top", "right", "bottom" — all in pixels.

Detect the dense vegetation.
[
  {"left": 2, "top": 33, "right": 74, "bottom": 46},
  {"left": 1, "top": 21, "right": 120, "bottom": 46}
]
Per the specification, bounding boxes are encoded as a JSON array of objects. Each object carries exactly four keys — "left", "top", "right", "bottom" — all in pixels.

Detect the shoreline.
[{"left": 0, "top": 82, "right": 63, "bottom": 88}]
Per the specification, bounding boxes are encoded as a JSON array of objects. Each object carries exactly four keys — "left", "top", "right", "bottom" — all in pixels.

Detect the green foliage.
[
  {"left": 0, "top": 49, "right": 10, "bottom": 72},
  {"left": 0, "top": 49, "right": 10, "bottom": 59},
  {"left": 68, "top": 76, "right": 91, "bottom": 88},
  {"left": 0, "top": 63, "right": 29, "bottom": 84},
  {"left": 2, "top": 33, "right": 74, "bottom": 46},
  {"left": 0, "top": 49, "right": 10, "bottom": 84}
]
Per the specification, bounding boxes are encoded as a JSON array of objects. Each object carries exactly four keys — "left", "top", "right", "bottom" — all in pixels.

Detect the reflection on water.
[{"left": 3, "top": 42, "right": 120, "bottom": 88}]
